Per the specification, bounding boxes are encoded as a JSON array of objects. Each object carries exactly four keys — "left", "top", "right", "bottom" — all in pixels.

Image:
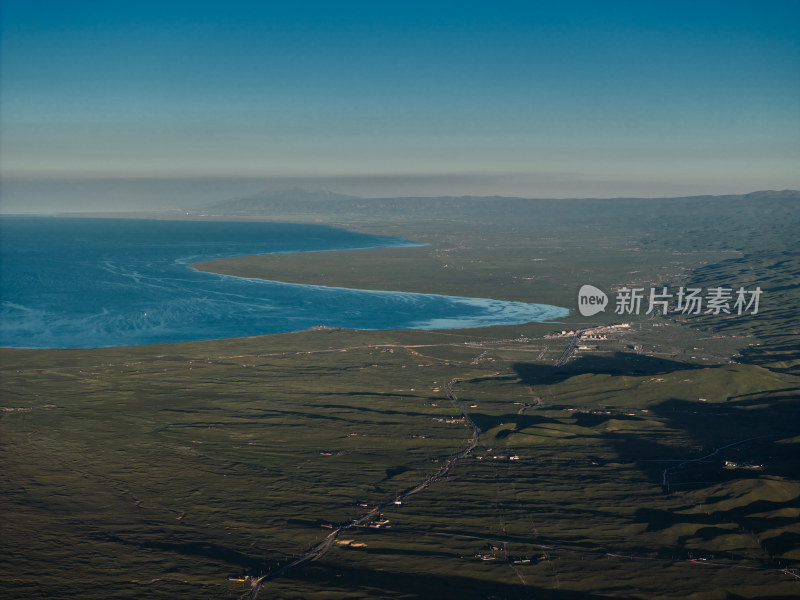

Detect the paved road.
[
  {"left": 245, "top": 378, "right": 480, "bottom": 600},
  {"left": 554, "top": 331, "right": 583, "bottom": 367}
]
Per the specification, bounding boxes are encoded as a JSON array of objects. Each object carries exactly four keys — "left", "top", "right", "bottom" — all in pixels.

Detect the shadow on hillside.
[
  {"left": 469, "top": 411, "right": 561, "bottom": 435},
  {"left": 596, "top": 395, "right": 800, "bottom": 494},
  {"left": 512, "top": 352, "right": 703, "bottom": 386},
  {"left": 511, "top": 356, "right": 800, "bottom": 508},
  {"left": 481, "top": 353, "right": 800, "bottom": 566}
]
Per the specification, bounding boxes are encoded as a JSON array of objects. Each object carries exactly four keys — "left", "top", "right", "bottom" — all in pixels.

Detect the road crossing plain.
[{"left": 2, "top": 193, "right": 799, "bottom": 599}]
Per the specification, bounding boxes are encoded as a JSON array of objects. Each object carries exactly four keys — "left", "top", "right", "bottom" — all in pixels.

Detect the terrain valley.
[{"left": 1, "top": 190, "right": 799, "bottom": 599}]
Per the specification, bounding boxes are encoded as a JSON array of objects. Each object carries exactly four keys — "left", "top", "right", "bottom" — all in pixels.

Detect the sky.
[{"left": 1, "top": 0, "right": 799, "bottom": 210}]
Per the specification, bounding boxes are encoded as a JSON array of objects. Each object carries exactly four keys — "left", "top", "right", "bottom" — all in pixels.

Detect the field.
[{"left": 2, "top": 192, "right": 799, "bottom": 599}]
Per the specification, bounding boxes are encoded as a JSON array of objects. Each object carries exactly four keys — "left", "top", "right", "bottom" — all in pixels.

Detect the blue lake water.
[{"left": 0, "top": 217, "right": 568, "bottom": 349}]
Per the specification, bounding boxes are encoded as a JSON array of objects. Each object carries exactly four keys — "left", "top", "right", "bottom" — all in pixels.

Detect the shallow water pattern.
[{"left": 0, "top": 217, "right": 568, "bottom": 348}]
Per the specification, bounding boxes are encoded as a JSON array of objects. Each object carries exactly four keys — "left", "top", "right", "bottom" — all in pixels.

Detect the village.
[{"left": 546, "top": 323, "right": 631, "bottom": 342}]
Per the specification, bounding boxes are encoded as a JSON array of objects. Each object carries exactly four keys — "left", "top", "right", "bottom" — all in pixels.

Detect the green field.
[{"left": 2, "top": 193, "right": 799, "bottom": 599}]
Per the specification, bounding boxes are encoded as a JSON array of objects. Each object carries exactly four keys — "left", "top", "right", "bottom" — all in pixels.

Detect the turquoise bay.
[{"left": 0, "top": 217, "right": 568, "bottom": 349}]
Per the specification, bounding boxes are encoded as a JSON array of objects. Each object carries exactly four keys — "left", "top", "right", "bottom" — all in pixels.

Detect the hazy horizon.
[
  {"left": 3, "top": 176, "right": 799, "bottom": 215},
  {"left": 2, "top": 1, "right": 799, "bottom": 212}
]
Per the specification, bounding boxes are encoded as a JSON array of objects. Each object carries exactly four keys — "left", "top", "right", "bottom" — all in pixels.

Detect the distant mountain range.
[
  {"left": 194, "top": 187, "right": 800, "bottom": 221},
  {"left": 200, "top": 187, "right": 798, "bottom": 210}
]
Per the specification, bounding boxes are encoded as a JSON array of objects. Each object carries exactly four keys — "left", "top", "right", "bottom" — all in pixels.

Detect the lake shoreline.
[{"left": 1, "top": 217, "right": 568, "bottom": 350}]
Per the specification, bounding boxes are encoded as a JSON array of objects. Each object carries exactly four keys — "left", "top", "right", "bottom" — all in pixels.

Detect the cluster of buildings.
[
  {"left": 564, "top": 408, "right": 643, "bottom": 417},
  {"left": 474, "top": 453, "right": 520, "bottom": 461},
  {"left": 365, "top": 515, "right": 391, "bottom": 529},
  {"left": 724, "top": 461, "right": 764, "bottom": 470},
  {"left": 475, "top": 553, "right": 545, "bottom": 563},
  {"left": 432, "top": 416, "right": 466, "bottom": 424},
  {"left": 546, "top": 323, "right": 631, "bottom": 339}
]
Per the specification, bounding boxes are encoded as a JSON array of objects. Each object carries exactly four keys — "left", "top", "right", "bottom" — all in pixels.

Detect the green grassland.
[{"left": 2, "top": 193, "right": 799, "bottom": 599}]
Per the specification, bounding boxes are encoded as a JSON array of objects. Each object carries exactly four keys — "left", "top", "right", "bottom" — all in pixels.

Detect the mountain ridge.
[{"left": 198, "top": 188, "right": 800, "bottom": 215}]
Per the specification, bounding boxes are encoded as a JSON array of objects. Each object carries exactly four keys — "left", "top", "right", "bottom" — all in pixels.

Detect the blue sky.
[{"left": 2, "top": 1, "right": 799, "bottom": 207}]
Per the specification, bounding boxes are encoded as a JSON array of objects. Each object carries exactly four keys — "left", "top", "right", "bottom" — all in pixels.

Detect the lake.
[{"left": 0, "top": 217, "right": 568, "bottom": 348}]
